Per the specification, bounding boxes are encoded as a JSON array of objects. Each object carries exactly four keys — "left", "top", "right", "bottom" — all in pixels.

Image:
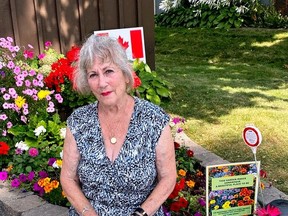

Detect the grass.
[{"left": 155, "top": 27, "right": 288, "bottom": 194}]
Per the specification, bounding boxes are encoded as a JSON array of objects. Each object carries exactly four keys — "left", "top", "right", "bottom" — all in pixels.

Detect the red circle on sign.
[{"left": 243, "top": 127, "right": 260, "bottom": 147}]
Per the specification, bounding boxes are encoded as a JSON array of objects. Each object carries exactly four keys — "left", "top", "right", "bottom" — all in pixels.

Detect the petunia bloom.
[
  {"left": 255, "top": 204, "right": 281, "bottom": 216},
  {"left": 0, "top": 171, "right": 8, "bottom": 181}
]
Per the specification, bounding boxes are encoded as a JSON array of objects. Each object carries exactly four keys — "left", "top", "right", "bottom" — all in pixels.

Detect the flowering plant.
[
  {"left": 0, "top": 37, "right": 63, "bottom": 166},
  {"left": 164, "top": 117, "right": 206, "bottom": 216}
]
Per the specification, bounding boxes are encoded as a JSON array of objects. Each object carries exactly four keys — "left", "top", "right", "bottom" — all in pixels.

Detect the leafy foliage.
[
  {"left": 155, "top": 0, "right": 288, "bottom": 29},
  {"left": 133, "top": 59, "right": 171, "bottom": 105}
]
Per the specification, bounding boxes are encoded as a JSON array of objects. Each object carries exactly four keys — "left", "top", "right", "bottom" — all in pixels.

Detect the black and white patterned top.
[{"left": 66, "top": 97, "right": 169, "bottom": 216}]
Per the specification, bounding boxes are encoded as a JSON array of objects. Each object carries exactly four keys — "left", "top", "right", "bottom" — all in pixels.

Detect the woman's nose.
[{"left": 98, "top": 74, "right": 108, "bottom": 88}]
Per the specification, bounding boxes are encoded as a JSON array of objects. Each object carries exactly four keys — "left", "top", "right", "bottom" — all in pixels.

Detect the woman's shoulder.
[
  {"left": 134, "top": 97, "right": 169, "bottom": 120},
  {"left": 67, "top": 102, "right": 97, "bottom": 123}
]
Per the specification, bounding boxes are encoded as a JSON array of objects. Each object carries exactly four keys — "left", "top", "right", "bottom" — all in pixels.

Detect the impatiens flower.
[
  {"left": 0, "top": 171, "right": 8, "bottom": 181},
  {"left": 255, "top": 204, "right": 281, "bottom": 216},
  {"left": 15, "top": 95, "right": 26, "bottom": 108},
  {"left": 28, "top": 148, "right": 39, "bottom": 157},
  {"left": 0, "top": 141, "right": 10, "bottom": 155},
  {"left": 34, "top": 125, "right": 46, "bottom": 136},
  {"left": 11, "top": 178, "right": 21, "bottom": 188}
]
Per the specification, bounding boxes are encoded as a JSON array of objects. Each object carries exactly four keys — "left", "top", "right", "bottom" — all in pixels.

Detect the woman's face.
[{"left": 87, "top": 58, "right": 129, "bottom": 106}]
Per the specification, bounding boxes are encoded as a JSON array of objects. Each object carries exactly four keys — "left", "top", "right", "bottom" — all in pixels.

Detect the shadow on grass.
[{"left": 159, "top": 63, "right": 287, "bottom": 123}]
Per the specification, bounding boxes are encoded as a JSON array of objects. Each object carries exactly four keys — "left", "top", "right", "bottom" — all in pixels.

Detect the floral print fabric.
[{"left": 67, "top": 97, "right": 169, "bottom": 216}]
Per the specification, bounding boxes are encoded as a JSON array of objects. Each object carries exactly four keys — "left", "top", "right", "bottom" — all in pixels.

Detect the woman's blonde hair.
[{"left": 74, "top": 35, "right": 134, "bottom": 94}]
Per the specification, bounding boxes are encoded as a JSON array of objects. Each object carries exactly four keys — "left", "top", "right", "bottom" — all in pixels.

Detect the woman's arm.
[
  {"left": 140, "top": 124, "right": 177, "bottom": 216},
  {"left": 60, "top": 127, "right": 98, "bottom": 216}
]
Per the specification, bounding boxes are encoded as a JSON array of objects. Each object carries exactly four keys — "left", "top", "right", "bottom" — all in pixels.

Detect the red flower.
[
  {"left": 170, "top": 197, "right": 188, "bottom": 212},
  {"left": 174, "top": 142, "right": 180, "bottom": 149},
  {"left": 132, "top": 71, "right": 141, "bottom": 89},
  {"left": 186, "top": 149, "right": 194, "bottom": 157},
  {"left": 260, "top": 169, "right": 267, "bottom": 178},
  {"left": 0, "top": 141, "right": 10, "bottom": 155},
  {"left": 66, "top": 45, "right": 80, "bottom": 62},
  {"left": 256, "top": 204, "right": 281, "bottom": 216},
  {"left": 168, "top": 178, "right": 185, "bottom": 199}
]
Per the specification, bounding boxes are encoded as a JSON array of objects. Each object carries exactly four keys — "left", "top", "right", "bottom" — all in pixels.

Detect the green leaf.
[
  {"left": 25, "top": 166, "right": 32, "bottom": 172},
  {"left": 156, "top": 87, "right": 170, "bottom": 97}
]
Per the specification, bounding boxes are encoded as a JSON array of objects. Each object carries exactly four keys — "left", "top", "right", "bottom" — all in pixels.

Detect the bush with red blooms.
[
  {"left": 163, "top": 141, "right": 206, "bottom": 216},
  {"left": 44, "top": 45, "right": 96, "bottom": 118}
]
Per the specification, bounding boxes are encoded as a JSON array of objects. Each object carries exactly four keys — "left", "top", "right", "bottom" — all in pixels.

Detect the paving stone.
[{"left": 22, "top": 203, "right": 68, "bottom": 216}]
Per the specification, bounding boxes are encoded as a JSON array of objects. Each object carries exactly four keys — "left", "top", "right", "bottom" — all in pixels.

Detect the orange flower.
[
  {"left": 44, "top": 183, "right": 54, "bottom": 193},
  {"left": 186, "top": 180, "right": 195, "bottom": 188},
  {"left": 51, "top": 180, "right": 59, "bottom": 189},
  {"left": 178, "top": 169, "right": 186, "bottom": 177}
]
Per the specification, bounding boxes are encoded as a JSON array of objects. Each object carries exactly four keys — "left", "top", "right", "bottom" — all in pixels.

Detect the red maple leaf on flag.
[{"left": 117, "top": 36, "right": 129, "bottom": 50}]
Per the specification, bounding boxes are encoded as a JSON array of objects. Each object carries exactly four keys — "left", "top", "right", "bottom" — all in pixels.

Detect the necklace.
[{"left": 110, "top": 137, "right": 117, "bottom": 144}]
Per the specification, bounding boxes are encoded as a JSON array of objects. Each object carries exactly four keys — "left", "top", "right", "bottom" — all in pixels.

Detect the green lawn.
[{"left": 155, "top": 27, "right": 288, "bottom": 194}]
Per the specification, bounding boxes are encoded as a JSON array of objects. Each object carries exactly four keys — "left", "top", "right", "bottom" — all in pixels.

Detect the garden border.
[{"left": 0, "top": 132, "right": 287, "bottom": 215}]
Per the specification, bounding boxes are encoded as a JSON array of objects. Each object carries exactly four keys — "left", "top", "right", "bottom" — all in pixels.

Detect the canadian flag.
[{"left": 94, "top": 27, "right": 146, "bottom": 63}]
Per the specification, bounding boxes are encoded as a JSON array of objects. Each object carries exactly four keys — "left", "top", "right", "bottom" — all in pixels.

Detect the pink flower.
[
  {"left": 0, "top": 171, "right": 8, "bottom": 181},
  {"left": 11, "top": 178, "right": 21, "bottom": 188},
  {"left": 28, "top": 148, "right": 39, "bottom": 157},
  {"left": 256, "top": 205, "right": 281, "bottom": 216}
]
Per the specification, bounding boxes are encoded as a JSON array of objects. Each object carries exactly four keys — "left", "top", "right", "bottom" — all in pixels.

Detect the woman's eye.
[
  {"left": 88, "top": 73, "right": 98, "bottom": 78},
  {"left": 105, "top": 69, "right": 114, "bottom": 74}
]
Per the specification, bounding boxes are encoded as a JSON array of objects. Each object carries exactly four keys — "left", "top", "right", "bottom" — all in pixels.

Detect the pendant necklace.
[{"left": 110, "top": 137, "right": 117, "bottom": 144}]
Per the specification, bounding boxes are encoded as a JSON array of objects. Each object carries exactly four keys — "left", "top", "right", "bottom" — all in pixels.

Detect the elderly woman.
[{"left": 60, "top": 35, "right": 176, "bottom": 216}]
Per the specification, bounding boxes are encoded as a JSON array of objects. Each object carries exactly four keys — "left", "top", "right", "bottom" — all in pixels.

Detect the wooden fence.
[{"left": 0, "top": 0, "right": 155, "bottom": 68}]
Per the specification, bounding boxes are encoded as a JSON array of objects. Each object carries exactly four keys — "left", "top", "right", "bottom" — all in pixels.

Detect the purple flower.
[
  {"left": 177, "top": 128, "right": 183, "bottom": 133},
  {"left": 0, "top": 171, "right": 8, "bottom": 181},
  {"left": 48, "top": 158, "right": 57, "bottom": 166},
  {"left": 38, "top": 171, "right": 48, "bottom": 178},
  {"left": 27, "top": 171, "right": 35, "bottom": 181},
  {"left": 198, "top": 198, "right": 206, "bottom": 207},
  {"left": 194, "top": 212, "right": 202, "bottom": 216},
  {"left": 11, "top": 178, "right": 21, "bottom": 188},
  {"left": 28, "top": 148, "right": 39, "bottom": 157},
  {"left": 19, "top": 173, "right": 27, "bottom": 182},
  {"left": 33, "top": 182, "right": 42, "bottom": 191}
]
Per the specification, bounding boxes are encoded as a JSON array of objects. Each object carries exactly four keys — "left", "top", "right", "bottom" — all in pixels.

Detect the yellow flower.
[
  {"left": 214, "top": 205, "right": 219, "bottom": 210},
  {"left": 15, "top": 96, "right": 26, "bottom": 108},
  {"left": 56, "top": 159, "right": 62, "bottom": 168},
  {"left": 210, "top": 200, "right": 216, "bottom": 204},
  {"left": 186, "top": 180, "right": 195, "bottom": 188},
  {"left": 178, "top": 169, "right": 186, "bottom": 177},
  {"left": 222, "top": 201, "right": 231, "bottom": 209},
  {"left": 37, "top": 90, "right": 51, "bottom": 99}
]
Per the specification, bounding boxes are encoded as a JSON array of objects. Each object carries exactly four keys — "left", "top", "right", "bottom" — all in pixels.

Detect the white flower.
[
  {"left": 60, "top": 150, "right": 63, "bottom": 159},
  {"left": 34, "top": 125, "right": 46, "bottom": 136},
  {"left": 52, "top": 161, "right": 59, "bottom": 168},
  {"left": 15, "top": 141, "right": 29, "bottom": 151},
  {"left": 60, "top": 128, "right": 66, "bottom": 139}
]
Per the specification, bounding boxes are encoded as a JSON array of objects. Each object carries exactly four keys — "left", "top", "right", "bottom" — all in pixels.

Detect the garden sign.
[{"left": 94, "top": 27, "right": 146, "bottom": 63}]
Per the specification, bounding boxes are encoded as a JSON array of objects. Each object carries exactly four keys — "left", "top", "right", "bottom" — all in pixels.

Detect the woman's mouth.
[{"left": 101, "top": 91, "right": 111, "bottom": 96}]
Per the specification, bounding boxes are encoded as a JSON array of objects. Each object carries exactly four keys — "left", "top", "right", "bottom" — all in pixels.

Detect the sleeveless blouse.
[{"left": 66, "top": 97, "right": 169, "bottom": 216}]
